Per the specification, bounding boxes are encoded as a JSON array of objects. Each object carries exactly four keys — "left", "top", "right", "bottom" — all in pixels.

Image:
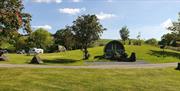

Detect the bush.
[
  {"left": 0, "top": 42, "right": 16, "bottom": 53},
  {"left": 132, "top": 39, "right": 144, "bottom": 46},
  {"left": 99, "top": 43, "right": 105, "bottom": 46},
  {"left": 145, "top": 38, "right": 158, "bottom": 45}
]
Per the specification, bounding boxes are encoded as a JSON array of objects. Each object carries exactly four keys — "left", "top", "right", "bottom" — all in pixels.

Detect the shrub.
[{"left": 145, "top": 38, "right": 158, "bottom": 45}]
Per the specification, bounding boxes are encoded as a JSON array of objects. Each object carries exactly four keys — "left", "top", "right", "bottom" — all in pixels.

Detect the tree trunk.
[
  {"left": 162, "top": 48, "right": 165, "bottom": 57},
  {"left": 128, "top": 40, "right": 131, "bottom": 45},
  {"left": 123, "top": 40, "right": 126, "bottom": 45},
  {"left": 176, "top": 63, "right": 180, "bottom": 70},
  {"left": 83, "top": 47, "right": 89, "bottom": 60}
]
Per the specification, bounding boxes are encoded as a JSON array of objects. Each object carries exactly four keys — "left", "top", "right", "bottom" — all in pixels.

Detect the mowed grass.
[
  {"left": 2, "top": 45, "right": 180, "bottom": 65},
  {"left": 0, "top": 68, "right": 180, "bottom": 91},
  {"left": 125, "top": 45, "right": 180, "bottom": 63}
]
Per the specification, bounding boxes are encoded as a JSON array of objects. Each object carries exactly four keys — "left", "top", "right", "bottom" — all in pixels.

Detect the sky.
[{"left": 22, "top": 0, "right": 180, "bottom": 40}]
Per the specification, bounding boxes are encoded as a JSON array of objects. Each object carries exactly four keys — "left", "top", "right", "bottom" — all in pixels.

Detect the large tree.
[
  {"left": 119, "top": 26, "right": 129, "bottom": 45},
  {"left": 161, "top": 33, "right": 177, "bottom": 46},
  {"left": 160, "top": 12, "right": 180, "bottom": 47},
  {"left": 54, "top": 26, "right": 75, "bottom": 50},
  {"left": 167, "top": 13, "right": 180, "bottom": 41},
  {"left": 0, "top": 0, "right": 31, "bottom": 50},
  {"left": 28, "top": 28, "right": 53, "bottom": 51},
  {"left": 0, "top": 0, "right": 32, "bottom": 34},
  {"left": 72, "top": 14, "right": 106, "bottom": 60},
  {"left": 15, "top": 36, "right": 27, "bottom": 50}
]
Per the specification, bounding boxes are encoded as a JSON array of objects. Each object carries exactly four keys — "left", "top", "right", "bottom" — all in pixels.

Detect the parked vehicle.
[
  {"left": 16, "top": 50, "right": 26, "bottom": 54},
  {"left": 0, "top": 50, "right": 8, "bottom": 54},
  {"left": 29, "top": 48, "right": 44, "bottom": 54},
  {"left": 58, "top": 45, "right": 66, "bottom": 52}
]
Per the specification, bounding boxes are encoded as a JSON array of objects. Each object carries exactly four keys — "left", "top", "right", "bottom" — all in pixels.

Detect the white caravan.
[{"left": 29, "top": 48, "right": 44, "bottom": 54}]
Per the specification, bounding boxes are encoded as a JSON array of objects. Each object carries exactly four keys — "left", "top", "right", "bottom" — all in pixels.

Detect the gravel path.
[
  {"left": 85, "top": 61, "right": 148, "bottom": 65},
  {"left": 0, "top": 62, "right": 178, "bottom": 69}
]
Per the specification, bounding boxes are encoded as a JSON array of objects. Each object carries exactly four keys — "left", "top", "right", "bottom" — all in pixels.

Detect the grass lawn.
[
  {"left": 1, "top": 45, "right": 180, "bottom": 65},
  {"left": 125, "top": 45, "right": 180, "bottom": 63},
  {"left": 0, "top": 68, "right": 180, "bottom": 91}
]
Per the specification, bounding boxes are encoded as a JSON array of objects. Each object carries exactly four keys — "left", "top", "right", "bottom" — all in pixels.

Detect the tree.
[
  {"left": 161, "top": 33, "right": 177, "bottom": 46},
  {"left": 0, "top": 32, "right": 8, "bottom": 48},
  {"left": 54, "top": 26, "right": 75, "bottom": 50},
  {"left": 167, "top": 13, "right": 180, "bottom": 41},
  {"left": 158, "top": 38, "right": 167, "bottom": 57},
  {"left": 15, "top": 36, "right": 27, "bottom": 50},
  {"left": 0, "top": 0, "right": 32, "bottom": 34},
  {"left": 72, "top": 14, "right": 106, "bottom": 60},
  {"left": 161, "top": 12, "right": 180, "bottom": 47},
  {"left": 136, "top": 32, "right": 142, "bottom": 46},
  {"left": 0, "top": 0, "right": 32, "bottom": 51},
  {"left": 28, "top": 28, "right": 53, "bottom": 51},
  {"left": 0, "top": 30, "right": 19, "bottom": 51},
  {"left": 119, "top": 26, "right": 129, "bottom": 45},
  {"left": 145, "top": 38, "right": 158, "bottom": 45}
]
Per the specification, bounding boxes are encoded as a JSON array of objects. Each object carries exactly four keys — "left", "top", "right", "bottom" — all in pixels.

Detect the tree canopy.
[
  {"left": 54, "top": 26, "right": 75, "bottom": 50},
  {"left": 72, "top": 14, "right": 106, "bottom": 59},
  {"left": 160, "top": 12, "right": 180, "bottom": 47},
  {"left": 119, "top": 26, "right": 129, "bottom": 44},
  {"left": 167, "top": 13, "right": 180, "bottom": 41},
  {"left": 28, "top": 28, "right": 53, "bottom": 50},
  {"left": 0, "top": 0, "right": 32, "bottom": 34}
]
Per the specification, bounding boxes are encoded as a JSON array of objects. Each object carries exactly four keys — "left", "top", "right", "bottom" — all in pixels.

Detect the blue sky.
[{"left": 23, "top": 0, "right": 180, "bottom": 40}]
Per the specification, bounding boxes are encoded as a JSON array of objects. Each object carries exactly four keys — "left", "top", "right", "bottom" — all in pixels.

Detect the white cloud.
[
  {"left": 161, "top": 18, "right": 173, "bottom": 29},
  {"left": 131, "top": 25, "right": 171, "bottom": 40},
  {"left": 72, "top": 0, "right": 81, "bottom": 2},
  {"left": 32, "top": 0, "right": 62, "bottom": 3},
  {"left": 32, "top": 25, "right": 52, "bottom": 30},
  {"left": 58, "top": 8, "right": 86, "bottom": 15},
  {"left": 96, "top": 12, "right": 116, "bottom": 20}
]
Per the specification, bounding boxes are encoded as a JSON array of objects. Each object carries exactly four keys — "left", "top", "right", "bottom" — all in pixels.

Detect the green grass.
[
  {"left": 97, "top": 39, "right": 113, "bottom": 43},
  {"left": 0, "top": 68, "right": 180, "bottom": 91},
  {"left": 125, "top": 45, "right": 180, "bottom": 63},
  {"left": 1, "top": 45, "right": 180, "bottom": 65}
]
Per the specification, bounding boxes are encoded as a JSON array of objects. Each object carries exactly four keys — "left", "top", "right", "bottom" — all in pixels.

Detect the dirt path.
[{"left": 0, "top": 62, "right": 178, "bottom": 69}]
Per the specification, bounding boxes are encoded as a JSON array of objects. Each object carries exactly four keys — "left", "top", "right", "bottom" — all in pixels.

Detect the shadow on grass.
[
  {"left": 94, "top": 55, "right": 104, "bottom": 59},
  {"left": 149, "top": 50, "right": 180, "bottom": 59},
  {"left": 43, "top": 59, "right": 80, "bottom": 64}
]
